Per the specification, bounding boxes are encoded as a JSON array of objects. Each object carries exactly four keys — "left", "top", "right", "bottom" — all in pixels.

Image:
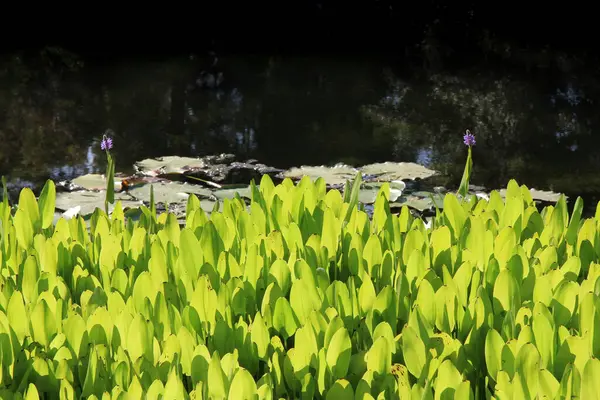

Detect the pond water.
[{"left": 3, "top": 48, "right": 600, "bottom": 212}]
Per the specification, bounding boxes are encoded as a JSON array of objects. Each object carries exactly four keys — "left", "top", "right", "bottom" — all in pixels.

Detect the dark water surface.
[{"left": 2, "top": 48, "right": 600, "bottom": 210}]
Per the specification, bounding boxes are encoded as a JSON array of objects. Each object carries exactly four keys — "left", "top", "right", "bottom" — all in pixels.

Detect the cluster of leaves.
[{"left": 0, "top": 172, "right": 600, "bottom": 399}]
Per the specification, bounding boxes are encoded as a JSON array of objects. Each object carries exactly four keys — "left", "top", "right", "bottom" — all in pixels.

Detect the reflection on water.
[{"left": 3, "top": 47, "right": 600, "bottom": 209}]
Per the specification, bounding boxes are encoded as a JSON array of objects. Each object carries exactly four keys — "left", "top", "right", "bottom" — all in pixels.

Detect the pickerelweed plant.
[
  {"left": 458, "top": 129, "right": 475, "bottom": 200},
  {"left": 100, "top": 134, "right": 116, "bottom": 215},
  {"left": 100, "top": 134, "right": 160, "bottom": 227},
  {"left": 426, "top": 129, "right": 475, "bottom": 232},
  {"left": 2, "top": 135, "right": 600, "bottom": 399}
]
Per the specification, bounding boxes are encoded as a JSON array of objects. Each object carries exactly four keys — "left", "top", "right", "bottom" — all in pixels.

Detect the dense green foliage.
[{"left": 1, "top": 174, "right": 600, "bottom": 399}]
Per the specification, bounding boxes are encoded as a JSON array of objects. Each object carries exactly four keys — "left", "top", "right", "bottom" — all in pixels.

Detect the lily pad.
[
  {"left": 134, "top": 156, "right": 210, "bottom": 176},
  {"left": 212, "top": 185, "right": 252, "bottom": 201},
  {"left": 359, "top": 162, "right": 438, "bottom": 181},
  {"left": 126, "top": 182, "right": 214, "bottom": 205},
  {"left": 71, "top": 174, "right": 125, "bottom": 191},
  {"left": 279, "top": 164, "right": 359, "bottom": 186},
  {"left": 226, "top": 161, "right": 284, "bottom": 184},
  {"left": 55, "top": 191, "right": 142, "bottom": 217},
  {"left": 135, "top": 154, "right": 281, "bottom": 185},
  {"left": 358, "top": 181, "right": 406, "bottom": 204},
  {"left": 390, "top": 192, "right": 444, "bottom": 212},
  {"left": 498, "top": 187, "right": 564, "bottom": 203},
  {"left": 127, "top": 199, "right": 219, "bottom": 222}
]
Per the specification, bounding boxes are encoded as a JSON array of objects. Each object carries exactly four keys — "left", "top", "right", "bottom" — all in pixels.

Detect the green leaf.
[
  {"left": 289, "top": 278, "right": 321, "bottom": 326},
  {"left": 38, "top": 179, "right": 56, "bottom": 230},
  {"left": 454, "top": 381, "right": 474, "bottom": 400},
  {"left": 268, "top": 259, "right": 292, "bottom": 296},
  {"left": 343, "top": 172, "right": 363, "bottom": 227},
  {"left": 326, "top": 379, "right": 354, "bottom": 399},
  {"left": 149, "top": 184, "right": 157, "bottom": 220},
  {"left": 106, "top": 153, "right": 115, "bottom": 205},
  {"left": 402, "top": 326, "right": 426, "bottom": 381},
  {"left": 538, "top": 369, "right": 559, "bottom": 399},
  {"left": 250, "top": 312, "right": 270, "bottom": 360},
  {"left": 581, "top": 358, "right": 600, "bottom": 400},
  {"left": 30, "top": 299, "right": 57, "bottom": 348},
  {"left": 272, "top": 297, "right": 299, "bottom": 339},
  {"left": 146, "top": 380, "right": 165, "bottom": 399},
  {"left": 7, "top": 291, "right": 28, "bottom": 346},
  {"left": 14, "top": 208, "right": 34, "bottom": 250},
  {"left": 531, "top": 302, "right": 555, "bottom": 371},
  {"left": 485, "top": 329, "right": 505, "bottom": 382},
  {"left": 366, "top": 336, "right": 392, "bottom": 376},
  {"left": 457, "top": 146, "right": 472, "bottom": 198},
  {"left": 558, "top": 363, "right": 580, "bottom": 400},
  {"left": 21, "top": 255, "right": 40, "bottom": 304},
  {"left": 19, "top": 187, "right": 40, "bottom": 230},
  {"left": 228, "top": 368, "right": 258, "bottom": 399},
  {"left": 164, "top": 367, "right": 188, "bottom": 400},
  {"left": 326, "top": 327, "right": 352, "bottom": 379},
  {"left": 492, "top": 269, "right": 521, "bottom": 315},
  {"left": 434, "top": 359, "right": 462, "bottom": 400},
  {"left": 551, "top": 280, "right": 579, "bottom": 327},
  {"left": 566, "top": 196, "right": 583, "bottom": 245},
  {"left": 208, "top": 351, "right": 229, "bottom": 399},
  {"left": 443, "top": 194, "right": 467, "bottom": 242},
  {"left": 24, "top": 383, "right": 40, "bottom": 400},
  {"left": 514, "top": 343, "right": 540, "bottom": 400},
  {"left": 126, "top": 314, "right": 154, "bottom": 363}
]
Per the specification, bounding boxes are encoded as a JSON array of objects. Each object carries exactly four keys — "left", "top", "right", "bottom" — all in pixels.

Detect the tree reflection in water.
[{"left": 1, "top": 47, "right": 600, "bottom": 210}]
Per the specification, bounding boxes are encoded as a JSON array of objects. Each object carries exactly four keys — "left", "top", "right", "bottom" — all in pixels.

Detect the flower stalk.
[
  {"left": 458, "top": 129, "right": 475, "bottom": 199},
  {"left": 101, "top": 134, "right": 115, "bottom": 215}
]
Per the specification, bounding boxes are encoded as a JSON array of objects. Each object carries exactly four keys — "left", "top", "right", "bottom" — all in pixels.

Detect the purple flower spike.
[
  {"left": 100, "top": 135, "right": 113, "bottom": 151},
  {"left": 463, "top": 130, "right": 476, "bottom": 147}
]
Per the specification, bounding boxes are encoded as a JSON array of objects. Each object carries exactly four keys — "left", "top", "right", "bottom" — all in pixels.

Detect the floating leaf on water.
[
  {"left": 126, "top": 182, "right": 213, "bottom": 205},
  {"left": 499, "top": 188, "right": 564, "bottom": 203},
  {"left": 121, "top": 176, "right": 171, "bottom": 190},
  {"left": 161, "top": 200, "right": 218, "bottom": 220},
  {"left": 360, "top": 162, "right": 438, "bottom": 181},
  {"left": 280, "top": 162, "right": 437, "bottom": 187},
  {"left": 359, "top": 181, "right": 406, "bottom": 204},
  {"left": 135, "top": 156, "right": 208, "bottom": 176},
  {"left": 391, "top": 192, "right": 444, "bottom": 212},
  {"left": 212, "top": 185, "right": 252, "bottom": 201},
  {"left": 280, "top": 164, "right": 359, "bottom": 186},
  {"left": 72, "top": 174, "right": 124, "bottom": 192},
  {"left": 135, "top": 154, "right": 279, "bottom": 184},
  {"left": 183, "top": 175, "right": 222, "bottom": 188},
  {"left": 55, "top": 191, "right": 141, "bottom": 217}
]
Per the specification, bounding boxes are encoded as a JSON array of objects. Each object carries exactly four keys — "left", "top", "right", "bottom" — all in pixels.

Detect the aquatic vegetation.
[
  {"left": 100, "top": 133, "right": 116, "bottom": 215},
  {"left": 458, "top": 129, "right": 475, "bottom": 199},
  {"left": 52, "top": 154, "right": 563, "bottom": 225},
  {"left": 0, "top": 131, "right": 588, "bottom": 398},
  {"left": 0, "top": 164, "right": 599, "bottom": 398}
]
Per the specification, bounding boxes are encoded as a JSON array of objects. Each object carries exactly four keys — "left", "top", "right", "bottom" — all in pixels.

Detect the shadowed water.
[{"left": 2, "top": 47, "right": 600, "bottom": 210}]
